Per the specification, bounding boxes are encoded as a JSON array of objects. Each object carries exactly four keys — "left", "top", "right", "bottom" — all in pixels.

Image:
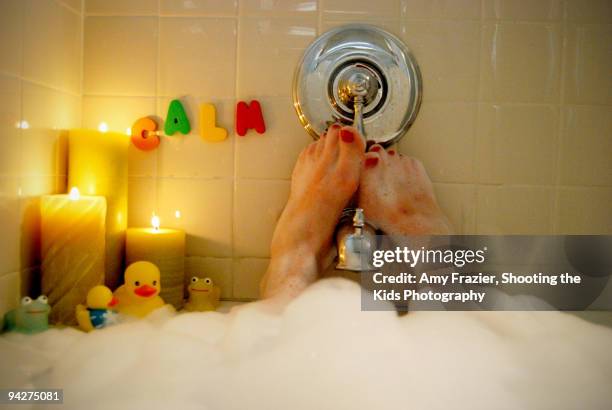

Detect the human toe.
[
  {"left": 322, "top": 123, "right": 341, "bottom": 157},
  {"left": 338, "top": 126, "right": 366, "bottom": 152}
]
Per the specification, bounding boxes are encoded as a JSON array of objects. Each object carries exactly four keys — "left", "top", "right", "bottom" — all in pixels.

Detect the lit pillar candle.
[
  {"left": 126, "top": 216, "right": 185, "bottom": 309},
  {"left": 68, "top": 129, "right": 128, "bottom": 289},
  {"left": 41, "top": 188, "right": 106, "bottom": 324}
]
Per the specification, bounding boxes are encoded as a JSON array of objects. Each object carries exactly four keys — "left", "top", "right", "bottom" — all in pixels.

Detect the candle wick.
[{"left": 151, "top": 215, "right": 161, "bottom": 231}]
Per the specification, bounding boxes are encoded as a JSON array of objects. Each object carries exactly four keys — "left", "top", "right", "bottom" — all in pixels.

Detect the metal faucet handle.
[
  {"left": 293, "top": 24, "right": 422, "bottom": 147},
  {"left": 347, "top": 73, "right": 370, "bottom": 137},
  {"left": 347, "top": 72, "right": 370, "bottom": 97}
]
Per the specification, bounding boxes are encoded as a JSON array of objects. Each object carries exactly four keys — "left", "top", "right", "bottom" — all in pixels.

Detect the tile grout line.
[
  {"left": 79, "top": 1, "right": 85, "bottom": 129},
  {"left": 91, "top": 175, "right": 612, "bottom": 189},
  {"left": 17, "top": 0, "right": 26, "bottom": 292},
  {"left": 84, "top": 12, "right": 237, "bottom": 18},
  {"left": 317, "top": 0, "right": 323, "bottom": 34},
  {"left": 76, "top": 95, "right": 610, "bottom": 107},
  {"left": 230, "top": 0, "right": 242, "bottom": 298},
  {"left": 552, "top": 2, "right": 569, "bottom": 234},
  {"left": 472, "top": 0, "right": 487, "bottom": 234},
  {"left": 154, "top": 0, "right": 161, "bottom": 225}
]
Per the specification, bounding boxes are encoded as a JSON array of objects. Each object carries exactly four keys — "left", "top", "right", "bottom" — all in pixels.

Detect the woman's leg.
[{"left": 260, "top": 125, "right": 365, "bottom": 298}]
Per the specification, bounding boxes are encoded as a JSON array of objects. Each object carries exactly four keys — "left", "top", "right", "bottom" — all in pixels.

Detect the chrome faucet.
[
  {"left": 333, "top": 71, "right": 378, "bottom": 271},
  {"left": 292, "top": 25, "right": 423, "bottom": 271},
  {"left": 336, "top": 208, "right": 376, "bottom": 271},
  {"left": 343, "top": 71, "right": 370, "bottom": 137}
]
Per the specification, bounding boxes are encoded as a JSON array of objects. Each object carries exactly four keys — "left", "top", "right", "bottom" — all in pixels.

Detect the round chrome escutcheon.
[{"left": 292, "top": 24, "right": 422, "bottom": 147}]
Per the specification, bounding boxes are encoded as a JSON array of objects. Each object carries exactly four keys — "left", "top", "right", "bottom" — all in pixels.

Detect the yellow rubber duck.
[
  {"left": 184, "top": 276, "right": 220, "bottom": 312},
  {"left": 76, "top": 285, "right": 118, "bottom": 332},
  {"left": 113, "top": 261, "right": 165, "bottom": 318}
]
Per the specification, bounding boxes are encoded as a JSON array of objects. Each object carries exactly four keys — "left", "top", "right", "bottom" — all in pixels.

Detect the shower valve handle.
[
  {"left": 352, "top": 95, "right": 365, "bottom": 137},
  {"left": 347, "top": 72, "right": 369, "bottom": 138}
]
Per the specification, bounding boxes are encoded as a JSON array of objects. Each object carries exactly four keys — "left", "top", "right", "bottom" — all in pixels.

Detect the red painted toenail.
[
  {"left": 330, "top": 123, "right": 341, "bottom": 130},
  {"left": 340, "top": 129, "right": 354, "bottom": 143},
  {"left": 365, "top": 157, "right": 378, "bottom": 168},
  {"left": 388, "top": 150, "right": 396, "bottom": 156},
  {"left": 370, "top": 146, "right": 381, "bottom": 152}
]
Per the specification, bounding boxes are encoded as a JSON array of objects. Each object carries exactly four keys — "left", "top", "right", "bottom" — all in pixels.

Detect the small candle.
[
  {"left": 41, "top": 188, "right": 106, "bottom": 324},
  {"left": 126, "top": 216, "right": 185, "bottom": 309},
  {"left": 68, "top": 129, "right": 128, "bottom": 289}
]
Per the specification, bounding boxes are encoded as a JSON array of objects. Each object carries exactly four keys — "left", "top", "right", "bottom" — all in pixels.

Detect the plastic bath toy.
[
  {"left": 2, "top": 295, "right": 51, "bottom": 334},
  {"left": 200, "top": 103, "right": 227, "bottom": 142},
  {"left": 131, "top": 117, "right": 160, "bottom": 151},
  {"left": 114, "top": 261, "right": 165, "bottom": 318},
  {"left": 184, "top": 276, "right": 220, "bottom": 312},
  {"left": 165, "top": 99, "right": 191, "bottom": 135},
  {"left": 236, "top": 100, "right": 265, "bottom": 136},
  {"left": 76, "top": 285, "right": 119, "bottom": 332}
]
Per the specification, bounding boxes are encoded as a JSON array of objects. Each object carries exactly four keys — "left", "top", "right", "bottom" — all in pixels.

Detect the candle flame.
[
  {"left": 69, "top": 187, "right": 80, "bottom": 201},
  {"left": 98, "top": 122, "right": 109, "bottom": 133},
  {"left": 126, "top": 127, "right": 132, "bottom": 136},
  {"left": 151, "top": 215, "right": 160, "bottom": 231},
  {"left": 175, "top": 210, "right": 181, "bottom": 219}
]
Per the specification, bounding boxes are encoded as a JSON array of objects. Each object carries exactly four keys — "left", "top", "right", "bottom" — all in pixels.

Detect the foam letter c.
[{"left": 131, "top": 117, "right": 160, "bottom": 151}]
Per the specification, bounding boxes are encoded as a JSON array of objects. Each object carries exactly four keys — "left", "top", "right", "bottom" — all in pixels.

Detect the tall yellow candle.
[
  {"left": 68, "top": 129, "right": 128, "bottom": 289},
  {"left": 126, "top": 217, "right": 185, "bottom": 309},
  {"left": 41, "top": 188, "right": 106, "bottom": 324}
]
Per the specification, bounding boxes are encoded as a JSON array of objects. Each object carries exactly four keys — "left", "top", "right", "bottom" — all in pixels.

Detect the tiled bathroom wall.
[
  {"left": 0, "top": 0, "right": 610, "bottom": 308},
  {"left": 85, "top": 0, "right": 611, "bottom": 300},
  {"left": 0, "top": 0, "right": 82, "bottom": 317}
]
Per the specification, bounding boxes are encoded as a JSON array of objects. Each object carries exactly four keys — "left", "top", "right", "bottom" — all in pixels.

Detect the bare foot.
[
  {"left": 357, "top": 145, "right": 451, "bottom": 235},
  {"left": 261, "top": 125, "right": 366, "bottom": 298}
]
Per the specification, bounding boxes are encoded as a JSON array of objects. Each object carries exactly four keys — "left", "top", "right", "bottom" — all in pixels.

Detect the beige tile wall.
[
  {"left": 0, "top": 0, "right": 82, "bottom": 319},
  {"left": 79, "top": 0, "right": 611, "bottom": 300}
]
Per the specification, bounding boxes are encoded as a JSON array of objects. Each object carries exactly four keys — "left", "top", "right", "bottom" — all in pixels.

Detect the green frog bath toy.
[
  {"left": 2, "top": 295, "right": 51, "bottom": 334},
  {"left": 184, "top": 277, "right": 220, "bottom": 312}
]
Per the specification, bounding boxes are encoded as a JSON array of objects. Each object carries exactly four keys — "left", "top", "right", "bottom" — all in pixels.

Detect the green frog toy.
[
  {"left": 2, "top": 295, "right": 51, "bottom": 334},
  {"left": 184, "top": 277, "right": 220, "bottom": 312}
]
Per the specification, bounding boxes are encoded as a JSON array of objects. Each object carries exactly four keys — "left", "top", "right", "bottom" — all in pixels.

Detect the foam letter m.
[{"left": 236, "top": 100, "right": 266, "bottom": 136}]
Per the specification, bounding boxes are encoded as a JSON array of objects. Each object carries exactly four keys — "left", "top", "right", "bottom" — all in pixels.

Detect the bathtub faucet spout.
[{"left": 335, "top": 208, "right": 376, "bottom": 271}]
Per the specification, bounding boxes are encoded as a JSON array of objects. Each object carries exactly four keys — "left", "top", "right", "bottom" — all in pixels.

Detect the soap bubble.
[{"left": 1, "top": 278, "right": 611, "bottom": 410}]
